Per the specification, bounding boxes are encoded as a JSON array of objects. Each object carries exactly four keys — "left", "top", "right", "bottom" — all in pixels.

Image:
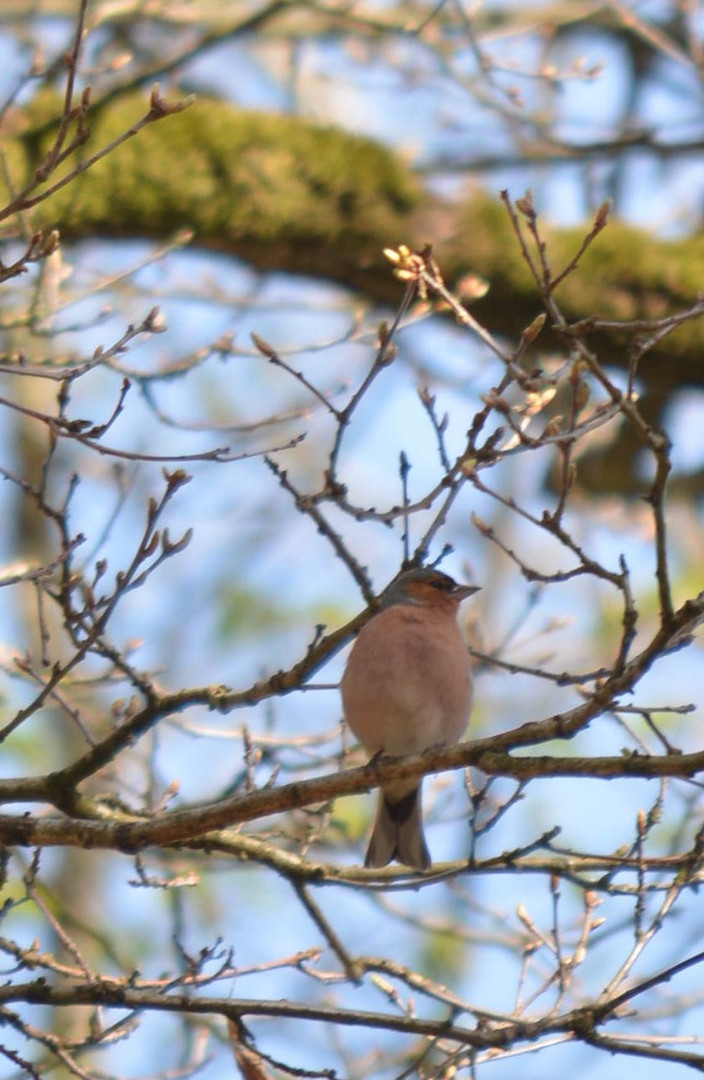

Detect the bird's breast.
[{"left": 341, "top": 607, "right": 472, "bottom": 756}]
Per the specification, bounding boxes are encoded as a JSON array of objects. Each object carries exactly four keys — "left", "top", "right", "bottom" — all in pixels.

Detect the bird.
[{"left": 341, "top": 567, "right": 479, "bottom": 871}]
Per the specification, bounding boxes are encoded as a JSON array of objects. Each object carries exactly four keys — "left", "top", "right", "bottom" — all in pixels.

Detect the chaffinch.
[{"left": 341, "top": 567, "right": 479, "bottom": 871}]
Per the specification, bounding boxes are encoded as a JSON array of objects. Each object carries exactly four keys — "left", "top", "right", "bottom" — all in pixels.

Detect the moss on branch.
[{"left": 7, "top": 89, "right": 704, "bottom": 492}]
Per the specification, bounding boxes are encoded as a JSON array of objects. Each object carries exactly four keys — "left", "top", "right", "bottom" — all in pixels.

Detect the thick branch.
[{"left": 0, "top": 742, "right": 703, "bottom": 853}]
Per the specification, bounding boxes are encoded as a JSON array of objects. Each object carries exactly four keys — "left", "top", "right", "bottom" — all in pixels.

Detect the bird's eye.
[{"left": 430, "top": 573, "right": 453, "bottom": 591}]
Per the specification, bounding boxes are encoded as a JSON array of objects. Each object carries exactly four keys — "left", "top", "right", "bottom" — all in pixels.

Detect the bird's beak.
[{"left": 453, "top": 583, "right": 481, "bottom": 601}]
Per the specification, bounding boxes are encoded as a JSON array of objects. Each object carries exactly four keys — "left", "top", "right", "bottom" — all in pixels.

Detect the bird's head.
[{"left": 381, "top": 567, "right": 480, "bottom": 612}]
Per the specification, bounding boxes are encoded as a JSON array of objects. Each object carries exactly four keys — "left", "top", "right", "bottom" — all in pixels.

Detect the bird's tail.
[{"left": 365, "top": 786, "right": 430, "bottom": 871}]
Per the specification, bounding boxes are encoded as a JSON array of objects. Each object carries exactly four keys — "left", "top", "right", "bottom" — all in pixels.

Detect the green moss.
[
  {"left": 5, "top": 89, "right": 704, "bottom": 493},
  {"left": 11, "top": 92, "right": 419, "bottom": 252}
]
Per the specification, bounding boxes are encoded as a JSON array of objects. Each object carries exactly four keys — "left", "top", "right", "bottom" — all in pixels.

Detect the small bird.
[{"left": 341, "top": 567, "right": 479, "bottom": 871}]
